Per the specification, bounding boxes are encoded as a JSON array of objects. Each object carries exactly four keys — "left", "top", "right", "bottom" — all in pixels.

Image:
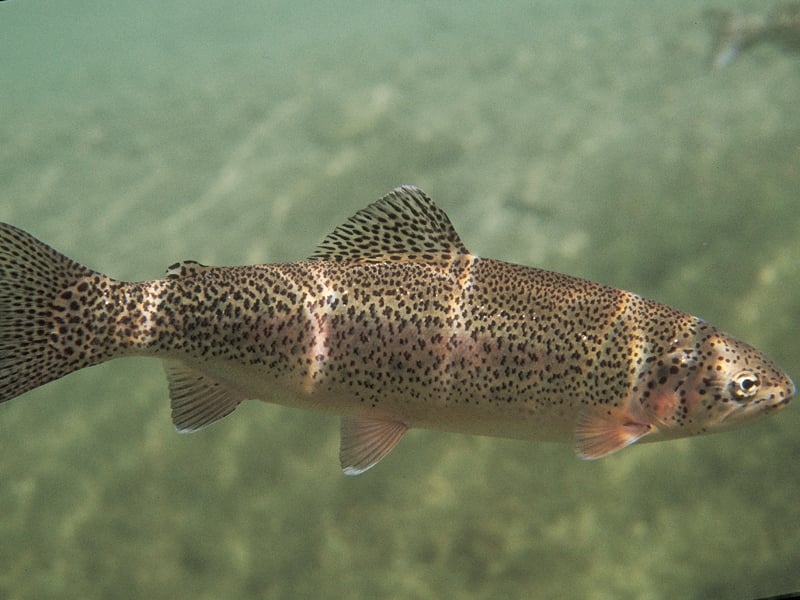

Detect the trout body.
[{"left": 0, "top": 187, "right": 793, "bottom": 473}]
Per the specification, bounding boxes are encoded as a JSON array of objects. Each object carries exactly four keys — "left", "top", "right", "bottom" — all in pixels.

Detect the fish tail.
[{"left": 0, "top": 223, "right": 125, "bottom": 403}]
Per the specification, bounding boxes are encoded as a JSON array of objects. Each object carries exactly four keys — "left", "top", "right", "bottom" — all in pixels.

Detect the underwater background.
[{"left": 1, "top": 1, "right": 799, "bottom": 598}]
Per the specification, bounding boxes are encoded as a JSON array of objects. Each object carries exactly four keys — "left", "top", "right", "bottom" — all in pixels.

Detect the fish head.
[{"left": 637, "top": 328, "right": 795, "bottom": 439}]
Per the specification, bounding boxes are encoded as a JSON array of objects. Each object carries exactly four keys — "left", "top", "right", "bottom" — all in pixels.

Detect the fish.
[
  {"left": 0, "top": 186, "right": 794, "bottom": 474},
  {"left": 705, "top": 2, "right": 800, "bottom": 68}
]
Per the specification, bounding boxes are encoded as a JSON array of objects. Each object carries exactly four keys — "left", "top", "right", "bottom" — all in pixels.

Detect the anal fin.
[
  {"left": 339, "top": 416, "right": 408, "bottom": 475},
  {"left": 164, "top": 361, "right": 245, "bottom": 432},
  {"left": 574, "top": 408, "right": 653, "bottom": 460}
]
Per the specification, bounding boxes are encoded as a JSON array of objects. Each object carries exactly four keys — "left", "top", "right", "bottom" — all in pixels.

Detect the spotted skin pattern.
[{"left": 0, "top": 186, "right": 794, "bottom": 473}]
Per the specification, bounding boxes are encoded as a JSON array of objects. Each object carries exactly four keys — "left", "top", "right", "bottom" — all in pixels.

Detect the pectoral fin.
[
  {"left": 339, "top": 416, "right": 408, "bottom": 475},
  {"left": 574, "top": 408, "right": 654, "bottom": 460}
]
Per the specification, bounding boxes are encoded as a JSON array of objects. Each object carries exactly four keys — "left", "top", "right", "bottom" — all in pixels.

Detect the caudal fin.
[{"left": 0, "top": 223, "right": 117, "bottom": 403}]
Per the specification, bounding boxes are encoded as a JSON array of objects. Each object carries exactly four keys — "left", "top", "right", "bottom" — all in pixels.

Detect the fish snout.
[{"left": 717, "top": 363, "right": 795, "bottom": 426}]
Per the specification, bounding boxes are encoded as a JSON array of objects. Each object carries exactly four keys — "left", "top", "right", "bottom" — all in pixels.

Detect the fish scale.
[{"left": 0, "top": 186, "right": 794, "bottom": 474}]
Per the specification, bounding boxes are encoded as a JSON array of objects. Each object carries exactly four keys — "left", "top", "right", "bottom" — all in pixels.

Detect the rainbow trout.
[
  {"left": 705, "top": 2, "right": 800, "bottom": 68},
  {"left": 0, "top": 186, "right": 794, "bottom": 474}
]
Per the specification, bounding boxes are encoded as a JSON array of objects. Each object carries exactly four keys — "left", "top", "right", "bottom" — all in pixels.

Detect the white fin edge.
[{"left": 340, "top": 416, "right": 409, "bottom": 475}]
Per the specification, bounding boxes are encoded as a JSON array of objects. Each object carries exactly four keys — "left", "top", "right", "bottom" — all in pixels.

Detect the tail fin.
[{"left": 0, "top": 223, "right": 118, "bottom": 403}]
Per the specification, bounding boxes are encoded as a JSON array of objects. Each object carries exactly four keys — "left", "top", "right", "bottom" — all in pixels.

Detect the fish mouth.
[
  {"left": 719, "top": 381, "right": 794, "bottom": 425},
  {"left": 760, "top": 373, "right": 795, "bottom": 411},
  {"left": 768, "top": 391, "right": 794, "bottom": 411},
  {"left": 757, "top": 396, "right": 792, "bottom": 418},
  {"left": 770, "top": 376, "right": 797, "bottom": 412}
]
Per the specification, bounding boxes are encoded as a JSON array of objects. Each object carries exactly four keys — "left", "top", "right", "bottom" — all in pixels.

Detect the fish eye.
[{"left": 731, "top": 370, "right": 760, "bottom": 399}]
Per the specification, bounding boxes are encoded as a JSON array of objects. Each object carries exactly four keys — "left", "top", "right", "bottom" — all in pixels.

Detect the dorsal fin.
[
  {"left": 308, "top": 185, "right": 470, "bottom": 265},
  {"left": 165, "top": 260, "right": 211, "bottom": 280}
]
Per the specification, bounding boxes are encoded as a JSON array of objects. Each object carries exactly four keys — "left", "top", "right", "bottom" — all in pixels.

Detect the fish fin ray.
[
  {"left": 574, "top": 409, "right": 653, "bottom": 460},
  {"left": 164, "top": 361, "right": 245, "bottom": 432},
  {"left": 339, "top": 416, "right": 408, "bottom": 475},
  {"left": 309, "top": 185, "right": 471, "bottom": 265},
  {"left": 0, "top": 223, "right": 113, "bottom": 403}
]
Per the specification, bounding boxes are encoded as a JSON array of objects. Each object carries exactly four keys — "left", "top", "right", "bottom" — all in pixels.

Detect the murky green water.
[{"left": 1, "top": 1, "right": 799, "bottom": 598}]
